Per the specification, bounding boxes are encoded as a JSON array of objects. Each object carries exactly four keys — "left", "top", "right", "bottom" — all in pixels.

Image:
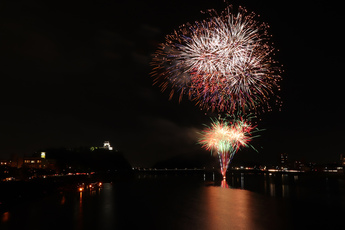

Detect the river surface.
[{"left": 1, "top": 172, "right": 345, "bottom": 230}]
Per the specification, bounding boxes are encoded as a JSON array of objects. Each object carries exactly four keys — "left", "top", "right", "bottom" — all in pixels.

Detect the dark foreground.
[{"left": 1, "top": 172, "right": 345, "bottom": 230}]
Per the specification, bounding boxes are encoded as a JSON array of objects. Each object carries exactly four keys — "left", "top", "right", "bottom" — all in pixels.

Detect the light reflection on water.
[
  {"left": 1, "top": 173, "right": 345, "bottom": 230},
  {"left": 218, "top": 172, "right": 302, "bottom": 198},
  {"left": 76, "top": 191, "right": 83, "bottom": 230},
  {"left": 206, "top": 185, "right": 255, "bottom": 230},
  {"left": 1, "top": 212, "right": 9, "bottom": 223}
]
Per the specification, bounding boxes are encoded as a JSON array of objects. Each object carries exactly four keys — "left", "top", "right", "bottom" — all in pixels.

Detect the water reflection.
[
  {"left": 1, "top": 212, "right": 9, "bottom": 223},
  {"left": 2, "top": 175, "right": 345, "bottom": 230},
  {"left": 221, "top": 179, "right": 229, "bottom": 188},
  {"left": 212, "top": 172, "right": 300, "bottom": 198},
  {"left": 270, "top": 182, "right": 276, "bottom": 196},
  {"left": 203, "top": 184, "right": 288, "bottom": 230},
  {"left": 206, "top": 186, "right": 250, "bottom": 229},
  {"left": 281, "top": 174, "right": 289, "bottom": 197},
  {"left": 282, "top": 184, "right": 289, "bottom": 197},
  {"left": 75, "top": 191, "right": 83, "bottom": 230},
  {"left": 61, "top": 195, "right": 66, "bottom": 205},
  {"left": 99, "top": 183, "right": 115, "bottom": 229},
  {"left": 264, "top": 174, "right": 268, "bottom": 194}
]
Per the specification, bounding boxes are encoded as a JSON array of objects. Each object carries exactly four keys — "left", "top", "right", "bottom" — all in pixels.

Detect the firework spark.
[
  {"left": 151, "top": 6, "right": 281, "bottom": 113},
  {"left": 198, "top": 115, "right": 259, "bottom": 178}
]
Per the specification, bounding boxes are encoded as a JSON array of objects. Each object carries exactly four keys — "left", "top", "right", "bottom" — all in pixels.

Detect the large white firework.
[{"left": 151, "top": 6, "right": 281, "bottom": 113}]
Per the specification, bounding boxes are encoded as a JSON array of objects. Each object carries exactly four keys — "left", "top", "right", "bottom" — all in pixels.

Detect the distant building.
[
  {"left": 102, "top": 141, "right": 113, "bottom": 151},
  {"left": 280, "top": 153, "right": 288, "bottom": 167},
  {"left": 23, "top": 157, "right": 43, "bottom": 169},
  {"left": 294, "top": 161, "right": 306, "bottom": 171},
  {"left": 90, "top": 141, "right": 114, "bottom": 151},
  {"left": 340, "top": 154, "right": 345, "bottom": 166},
  {"left": 22, "top": 152, "right": 56, "bottom": 170},
  {"left": 0, "top": 159, "right": 11, "bottom": 166}
]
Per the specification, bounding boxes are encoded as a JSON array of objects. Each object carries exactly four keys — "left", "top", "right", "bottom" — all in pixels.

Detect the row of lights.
[{"left": 78, "top": 182, "right": 103, "bottom": 192}]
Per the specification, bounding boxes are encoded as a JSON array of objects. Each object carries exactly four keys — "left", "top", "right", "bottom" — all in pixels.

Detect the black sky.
[{"left": 0, "top": 0, "right": 343, "bottom": 167}]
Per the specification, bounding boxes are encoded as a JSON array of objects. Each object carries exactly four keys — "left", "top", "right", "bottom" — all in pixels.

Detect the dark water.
[{"left": 1, "top": 173, "right": 345, "bottom": 230}]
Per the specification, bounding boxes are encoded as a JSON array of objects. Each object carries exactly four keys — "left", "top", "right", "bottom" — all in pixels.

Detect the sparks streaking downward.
[{"left": 198, "top": 115, "right": 259, "bottom": 179}]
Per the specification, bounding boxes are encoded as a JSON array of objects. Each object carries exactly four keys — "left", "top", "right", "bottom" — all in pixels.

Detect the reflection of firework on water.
[
  {"left": 198, "top": 114, "right": 259, "bottom": 178},
  {"left": 151, "top": 6, "right": 281, "bottom": 112},
  {"left": 221, "top": 179, "right": 229, "bottom": 188}
]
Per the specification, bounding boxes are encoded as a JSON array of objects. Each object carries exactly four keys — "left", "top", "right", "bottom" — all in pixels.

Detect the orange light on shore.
[{"left": 79, "top": 187, "right": 84, "bottom": 192}]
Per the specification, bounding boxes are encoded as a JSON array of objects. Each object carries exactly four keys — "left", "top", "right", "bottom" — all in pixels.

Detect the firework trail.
[
  {"left": 198, "top": 114, "right": 259, "bottom": 178},
  {"left": 151, "top": 6, "right": 281, "bottom": 113}
]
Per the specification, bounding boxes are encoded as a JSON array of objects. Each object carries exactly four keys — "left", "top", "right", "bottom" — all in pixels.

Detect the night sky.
[{"left": 0, "top": 0, "right": 343, "bottom": 167}]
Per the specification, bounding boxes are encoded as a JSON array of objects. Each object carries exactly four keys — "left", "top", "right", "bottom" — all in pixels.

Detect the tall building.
[{"left": 280, "top": 153, "right": 288, "bottom": 166}]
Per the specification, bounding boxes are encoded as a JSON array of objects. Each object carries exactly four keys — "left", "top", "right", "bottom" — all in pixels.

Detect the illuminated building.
[
  {"left": 0, "top": 160, "right": 10, "bottom": 166},
  {"left": 90, "top": 141, "right": 114, "bottom": 151},
  {"left": 280, "top": 153, "right": 288, "bottom": 166},
  {"left": 41, "top": 152, "right": 46, "bottom": 159},
  {"left": 102, "top": 141, "right": 113, "bottom": 150},
  {"left": 23, "top": 157, "right": 43, "bottom": 169}
]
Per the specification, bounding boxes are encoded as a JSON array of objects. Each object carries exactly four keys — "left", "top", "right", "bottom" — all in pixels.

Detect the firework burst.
[
  {"left": 198, "top": 114, "right": 259, "bottom": 178},
  {"left": 151, "top": 5, "right": 281, "bottom": 113}
]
